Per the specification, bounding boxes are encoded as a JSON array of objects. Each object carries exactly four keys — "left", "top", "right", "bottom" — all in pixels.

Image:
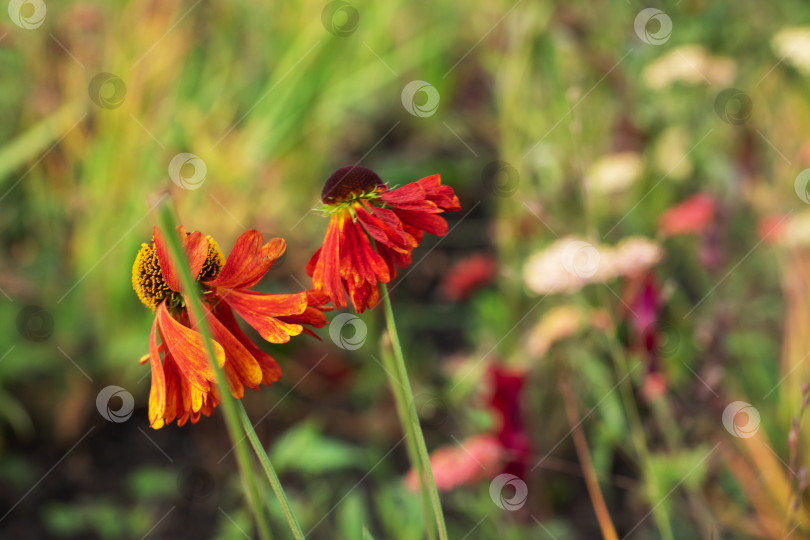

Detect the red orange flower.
[
  {"left": 658, "top": 193, "right": 715, "bottom": 237},
  {"left": 440, "top": 253, "right": 497, "bottom": 301},
  {"left": 132, "top": 226, "right": 328, "bottom": 429},
  {"left": 307, "top": 166, "right": 461, "bottom": 312}
]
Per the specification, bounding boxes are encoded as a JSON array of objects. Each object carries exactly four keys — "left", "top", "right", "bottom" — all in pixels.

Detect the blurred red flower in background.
[
  {"left": 658, "top": 193, "right": 715, "bottom": 237},
  {"left": 489, "top": 365, "right": 532, "bottom": 480},
  {"left": 626, "top": 274, "right": 668, "bottom": 401},
  {"left": 440, "top": 253, "right": 497, "bottom": 301}
]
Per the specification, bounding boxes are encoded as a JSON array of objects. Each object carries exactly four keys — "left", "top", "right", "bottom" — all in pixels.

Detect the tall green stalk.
[
  {"left": 378, "top": 284, "right": 448, "bottom": 540},
  {"left": 236, "top": 402, "right": 305, "bottom": 539},
  {"left": 155, "top": 200, "right": 303, "bottom": 540},
  {"left": 380, "top": 347, "right": 437, "bottom": 540}
]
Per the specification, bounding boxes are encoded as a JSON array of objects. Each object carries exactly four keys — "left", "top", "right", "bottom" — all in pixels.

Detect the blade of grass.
[
  {"left": 155, "top": 197, "right": 287, "bottom": 540},
  {"left": 561, "top": 378, "right": 619, "bottom": 540}
]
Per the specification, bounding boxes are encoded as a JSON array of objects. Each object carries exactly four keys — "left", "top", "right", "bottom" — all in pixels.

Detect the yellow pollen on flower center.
[
  {"left": 131, "top": 235, "right": 225, "bottom": 310},
  {"left": 199, "top": 236, "right": 225, "bottom": 282}
]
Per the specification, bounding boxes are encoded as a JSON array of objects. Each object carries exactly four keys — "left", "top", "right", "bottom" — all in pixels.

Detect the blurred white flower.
[
  {"left": 642, "top": 45, "right": 736, "bottom": 90},
  {"left": 609, "top": 237, "right": 665, "bottom": 278},
  {"left": 523, "top": 237, "right": 595, "bottom": 294},
  {"left": 772, "top": 27, "right": 810, "bottom": 75},
  {"left": 523, "top": 236, "right": 663, "bottom": 295},
  {"left": 585, "top": 152, "right": 643, "bottom": 194}
]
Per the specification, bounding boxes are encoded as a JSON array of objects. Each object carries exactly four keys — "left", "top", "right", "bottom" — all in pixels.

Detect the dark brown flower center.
[{"left": 321, "top": 165, "right": 383, "bottom": 204}]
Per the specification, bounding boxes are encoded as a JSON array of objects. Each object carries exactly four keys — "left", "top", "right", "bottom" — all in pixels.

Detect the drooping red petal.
[
  {"left": 277, "top": 289, "right": 330, "bottom": 339},
  {"left": 355, "top": 203, "right": 416, "bottom": 254},
  {"left": 341, "top": 218, "right": 390, "bottom": 312},
  {"left": 306, "top": 248, "right": 322, "bottom": 277},
  {"left": 378, "top": 182, "right": 438, "bottom": 212},
  {"left": 214, "top": 302, "right": 282, "bottom": 386},
  {"left": 343, "top": 217, "right": 390, "bottom": 284},
  {"left": 376, "top": 242, "right": 412, "bottom": 279},
  {"left": 153, "top": 226, "right": 210, "bottom": 292},
  {"left": 417, "top": 174, "right": 461, "bottom": 211},
  {"left": 162, "top": 352, "right": 181, "bottom": 426},
  {"left": 205, "top": 230, "right": 286, "bottom": 289},
  {"left": 310, "top": 214, "right": 348, "bottom": 309},
  {"left": 346, "top": 277, "right": 379, "bottom": 312},
  {"left": 220, "top": 289, "right": 307, "bottom": 343},
  {"left": 156, "top": 302, "right": 223, "bottom": 393},
  {"left": 148, "top": 315, "right": 166, "bottom": 429},
  {"left": 392, "top": 207, "right": 449, "bottom": 237},
  {"left": 203, "top": 301, "right": 263, "bottom": 398}
]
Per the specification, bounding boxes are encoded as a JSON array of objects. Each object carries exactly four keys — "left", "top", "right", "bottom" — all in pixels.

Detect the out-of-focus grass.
[{"left": 3, "top": 0, "right": 810, "bottom": 538}]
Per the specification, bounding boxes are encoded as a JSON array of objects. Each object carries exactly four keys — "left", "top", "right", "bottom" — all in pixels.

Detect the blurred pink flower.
[
  {"left": 642, "top": 372, "right": 668, "bottom": 402},
  {"left": 658, "top": 194, "right": 715, "bottom": 237},
  {"left": 404, "top": 435, "right": 502, "bottom": 492},
  {"left": 404, "top": 365, "right": 531, "bottom": 492}
]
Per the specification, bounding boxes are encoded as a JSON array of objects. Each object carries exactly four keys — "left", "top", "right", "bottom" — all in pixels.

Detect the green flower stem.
[
  {"left": 236, "top": 401, "right": 305, "bottom": 540},
  {"left": 379, "top": 283, "right": 448, "bottom": 540},
  {"left": 155, "top": 201, "right": 294, "bottom": 540},
  {"left": 380, "top": 348, "right": 437, "bottom": 540}
]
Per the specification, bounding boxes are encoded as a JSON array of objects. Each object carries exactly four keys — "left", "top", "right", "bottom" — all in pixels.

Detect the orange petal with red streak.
[
  {"left": 153, "top": 226, "right": 210, "bottom": 292},
  {"left": 205, "top": 302, "right": 263, "bottom": 396},
  {"left": 148, "top": 314, "right": 167, "bottom": 428},
  {"left": 206, "top": 230, "right": 285, "bottom": 289},
  {"left": 156, "top": 302, "right": 223, "bottom": 392},
  {"left": 222, "top": 289, "right": 307, "bottom": 343}
]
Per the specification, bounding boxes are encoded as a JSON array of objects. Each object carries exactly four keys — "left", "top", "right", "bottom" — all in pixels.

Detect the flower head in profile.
[
  {"left": 132, "top": 226, "right": 328, "bottom": 429},
  {"left": 307, "top": 165, "right": 461, "bottom": 312}
]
